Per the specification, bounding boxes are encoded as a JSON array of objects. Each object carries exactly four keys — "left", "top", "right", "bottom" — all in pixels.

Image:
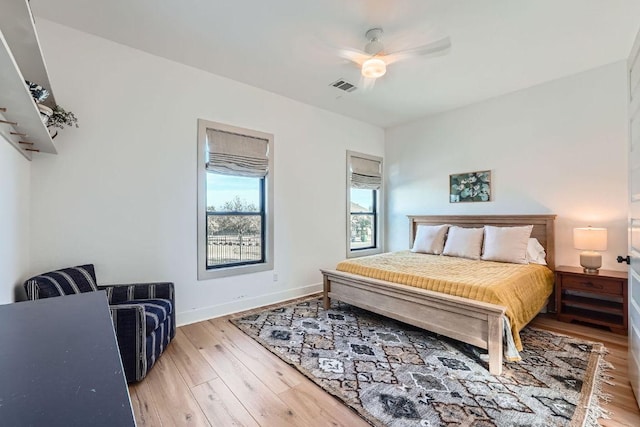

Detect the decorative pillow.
[
  {"left": 442, "top": 226, "right": 484, "bottom": 260},
  {"left": 411, "top": 224, "right": 450, "bottom": 255},
  {"left": 481, "top": 225, "right": 533, "bottom": 264},
  {"left": 526, "top": 238, "right": 547, "bottom": 265}
]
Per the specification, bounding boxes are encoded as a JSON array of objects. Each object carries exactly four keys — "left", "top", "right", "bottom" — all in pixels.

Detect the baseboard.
[{"left": 176, "top": 282, "right": 322, "bottom": 327}]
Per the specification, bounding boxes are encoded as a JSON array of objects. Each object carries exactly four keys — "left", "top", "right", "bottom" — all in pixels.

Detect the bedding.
[
  {"left": 526, "top": 238, "right": 547, "bottom": 265},
  {"left": 442, "top": 226, "right": 484, "bottom": 259},
  {"left": 336, "top": 250, "right": 554, "bottom": 357},
  {"left": 481, "top": 225, "right": 533, "bottom": 264},
  {"left": 411, "top": 224, "right": 449, "bottom": 254}
]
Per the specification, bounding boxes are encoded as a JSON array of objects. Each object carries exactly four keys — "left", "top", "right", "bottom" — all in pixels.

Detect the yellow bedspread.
[{"left": 337, "top": 251, "right": 554, "bottom": 351}]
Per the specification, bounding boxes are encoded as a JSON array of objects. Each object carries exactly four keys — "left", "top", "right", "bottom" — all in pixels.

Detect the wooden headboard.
[{"left": 408, "top": 215, "right": 557, "bottom": 270}]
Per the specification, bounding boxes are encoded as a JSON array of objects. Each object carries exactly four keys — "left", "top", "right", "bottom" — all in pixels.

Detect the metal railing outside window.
[{"left": 205, "top": 212, "right": 264, "bottom": 268}]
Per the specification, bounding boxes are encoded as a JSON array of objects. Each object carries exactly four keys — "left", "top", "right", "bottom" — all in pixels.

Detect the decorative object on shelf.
[
  {"left": 25, "top": 81, "right": 54, "bottom": 125},
  {"left": 25, "top": 80, "right": 50, "bottom": 103},
  {"left": 37, "top": 104, "right": 53, "bottom": 124},
  {"left": 573, "top": 226, "right": 607, "bottom": 273},
  {"left": 47, "top": 105, "right": 78, "bottom": 130},
  {"left": 449, "top": 170, "right": 491, "bottom": 203}
]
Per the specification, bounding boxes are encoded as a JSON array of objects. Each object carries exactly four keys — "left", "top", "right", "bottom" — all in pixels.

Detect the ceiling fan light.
[{"left": 361, "top": 58, "right": 386, "bottom": 79}]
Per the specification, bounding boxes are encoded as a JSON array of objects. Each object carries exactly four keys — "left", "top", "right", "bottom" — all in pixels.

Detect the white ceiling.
[{"left": 30, "top": 0, "right": 640, "bottom": 128}]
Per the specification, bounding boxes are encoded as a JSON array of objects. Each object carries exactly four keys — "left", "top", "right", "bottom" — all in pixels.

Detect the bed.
[{"left": 320, "top": 214, "right": 556, "bottom": 375}]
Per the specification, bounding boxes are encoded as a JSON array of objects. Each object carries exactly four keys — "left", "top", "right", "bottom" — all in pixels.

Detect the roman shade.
[
  {"left": 350, "top": 156, "right": 381, "bottom": 190},
  {"left": 206, "top": 128, "right": 269, "bottom": 177}
]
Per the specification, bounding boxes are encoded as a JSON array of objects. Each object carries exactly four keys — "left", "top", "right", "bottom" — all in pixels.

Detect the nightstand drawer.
[{"left": 561, "top": 275, "right": 623, "bottom": 295}]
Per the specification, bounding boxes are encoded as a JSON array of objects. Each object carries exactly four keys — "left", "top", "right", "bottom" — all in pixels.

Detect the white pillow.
[
  {"left": 526, "top": 238, "right": 547, "bottom": 265},
  {"left": 411, "top": 224, "right": 450, "bottom": 255},
  {"left": 442, "top": 226, "right": 484, "bottom": 260},
  {"left": 481, "top": 225, "right": 533, "bottom": 264}
]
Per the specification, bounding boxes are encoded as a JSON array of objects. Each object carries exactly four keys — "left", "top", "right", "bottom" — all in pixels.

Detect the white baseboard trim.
[{"left": 177, "top": 282, "right": 322, "bottom": 327}]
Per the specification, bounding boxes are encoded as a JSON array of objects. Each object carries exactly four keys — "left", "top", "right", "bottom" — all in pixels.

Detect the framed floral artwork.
[{"left": 449, "top": 170, "right": 491, "bottom": 203}]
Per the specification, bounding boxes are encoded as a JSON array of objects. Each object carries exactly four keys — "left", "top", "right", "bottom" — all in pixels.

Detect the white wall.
[
  {"left": 30, "top": 20, "right": 384, "bottom": 324},
  {"left": 0, "top": 137, "right": 31, "bottom": 303},
  {"left": 386, "top": 61, "right": 629, "bottom": 271}
]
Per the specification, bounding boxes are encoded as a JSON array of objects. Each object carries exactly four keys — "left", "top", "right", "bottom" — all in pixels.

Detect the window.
[
  {"left": 197, "top": 120, "right": 273, "bottom": 279},
  {"left": 206, "top": 174, "right": 264, "bottom": 268},
  {"left": 350, "top": 188, "right": 377, "bottom": 250},
  {"left": 346, "top": 151, "right": 383, "bottom": 257}
]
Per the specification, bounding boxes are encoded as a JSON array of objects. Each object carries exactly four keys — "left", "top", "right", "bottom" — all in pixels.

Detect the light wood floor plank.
[
  {"left": 192, "top": 377, "right": 260, "bottom": 427},
  {"left": 205, "top": 317, "right": 303, "bottom": 392},
  {"left": 142, "top": 353, "right": 211, "bottom": 426},
  {"left": 165, "top": 328, "right": 218, "bottom": 388},
  {"left": 277, "top": 380, "right": 370, "bottom": 427},
  {"left": 182, "top": 322, "right": 303, "bottom": 427},
  {"left": 128, "top": 309, "right": 640, "bottom": 427},
  {"left": 128, "top": 377, "right": 163, "bottom": 426}
]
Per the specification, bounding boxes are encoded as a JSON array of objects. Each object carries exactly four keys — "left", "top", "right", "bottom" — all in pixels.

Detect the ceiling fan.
[{"left": 340, "top": 27, "right": 451, "bottom": 81}]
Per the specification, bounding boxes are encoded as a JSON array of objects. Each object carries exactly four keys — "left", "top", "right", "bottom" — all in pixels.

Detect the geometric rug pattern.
[{"left": 231, "top": 297, "right": 610, "bottom": 427}]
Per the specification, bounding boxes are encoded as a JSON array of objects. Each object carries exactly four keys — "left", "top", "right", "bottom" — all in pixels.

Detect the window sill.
[
  {"left": 197, "top": 260, "right": 273, "bottom": 280},
  {"left": 347, "top": 247, "right": 383, "bottom": 259}
]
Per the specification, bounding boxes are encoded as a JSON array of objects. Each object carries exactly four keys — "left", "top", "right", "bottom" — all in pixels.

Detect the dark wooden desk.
[{"left": 0, "top": 291, "right": 135, "bottom": 426}]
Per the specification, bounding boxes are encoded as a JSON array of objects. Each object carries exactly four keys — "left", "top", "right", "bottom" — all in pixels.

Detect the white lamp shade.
[
  {"left": 361, "top": 58, "right": 386, "bottom": 79},
  {"left": 573, "top": 227, "right": 607, "bottom": 251}
]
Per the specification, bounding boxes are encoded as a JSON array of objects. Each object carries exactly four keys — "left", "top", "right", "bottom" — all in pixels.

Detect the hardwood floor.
[{"left": 129, "top": 309, "right": 640, "bottom": 426}]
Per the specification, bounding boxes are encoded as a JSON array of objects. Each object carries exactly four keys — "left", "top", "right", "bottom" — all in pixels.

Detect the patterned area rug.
[{"left": 231, "top": 297, "right": 611, "bottom": 427}]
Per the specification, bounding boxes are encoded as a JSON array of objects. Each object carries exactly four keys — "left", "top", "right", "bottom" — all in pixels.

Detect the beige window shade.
[
  {"left": 351, "top": 156, "right": 381, "bottom": 190},
  {"left": 206, "top": 129, "right": 269, "bottom": 177}
]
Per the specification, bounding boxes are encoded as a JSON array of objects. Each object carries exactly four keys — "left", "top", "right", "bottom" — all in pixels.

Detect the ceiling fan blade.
[
  {"left": 338, "top": 47, "right": 370, "bottom": 66},
  {"left": 358, "top": 75, "right": 377, "bottom": 92},
  {"left": 383, "top": 36, "right": 451, "bottom": 65}
]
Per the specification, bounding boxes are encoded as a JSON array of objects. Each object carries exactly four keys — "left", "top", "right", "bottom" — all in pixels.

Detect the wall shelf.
[{"left": 0, "top": 0, "right": 57, "bottom": 161}]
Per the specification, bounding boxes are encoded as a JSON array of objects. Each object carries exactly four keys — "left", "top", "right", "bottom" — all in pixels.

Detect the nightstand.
[{"left": 555, "top": 265, "right": 628, "bottom": 334}]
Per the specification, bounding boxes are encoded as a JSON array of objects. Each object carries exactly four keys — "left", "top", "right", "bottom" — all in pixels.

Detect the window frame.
[
  {"left": 346, "top": 150, "right": 383, "bottom": 258},
  {"left": 197, "top": 119, "right": 274, "bottom": 280}
]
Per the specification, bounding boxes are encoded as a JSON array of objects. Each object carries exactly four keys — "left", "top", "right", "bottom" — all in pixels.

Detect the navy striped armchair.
[{"left": 24, "top": 264, "right": 175, "bottom": 383}]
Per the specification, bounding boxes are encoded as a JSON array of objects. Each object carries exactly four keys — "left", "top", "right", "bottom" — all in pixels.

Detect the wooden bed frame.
[{"left": 321, "top": 214, "right": 556, "bottom": 375}]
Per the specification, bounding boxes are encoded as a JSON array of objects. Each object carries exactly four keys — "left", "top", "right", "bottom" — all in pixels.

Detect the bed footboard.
[{"left": 321, "top": 269, "right": 506, "bottom": 375}]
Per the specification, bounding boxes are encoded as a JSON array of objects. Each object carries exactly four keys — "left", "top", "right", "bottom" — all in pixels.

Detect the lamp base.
[{"left": 580, "top": 251, "right": 602, "bottom": 274}]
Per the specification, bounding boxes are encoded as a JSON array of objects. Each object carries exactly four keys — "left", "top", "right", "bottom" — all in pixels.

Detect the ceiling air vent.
[{"left": 330, "top": 79, "right": 357, "bottom": 93}]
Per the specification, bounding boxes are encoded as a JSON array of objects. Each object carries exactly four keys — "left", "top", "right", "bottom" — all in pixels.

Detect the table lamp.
[{"left": 573, "top": 227, "right": 607, "bottom": 274}]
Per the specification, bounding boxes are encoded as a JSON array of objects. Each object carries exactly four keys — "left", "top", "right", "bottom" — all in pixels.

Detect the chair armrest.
[
  {"left": 98, "top": 282, "right": 174, "bottom": 304},
  {"left": 108, "top": 304, "right": 146, "bottom": 382}
]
